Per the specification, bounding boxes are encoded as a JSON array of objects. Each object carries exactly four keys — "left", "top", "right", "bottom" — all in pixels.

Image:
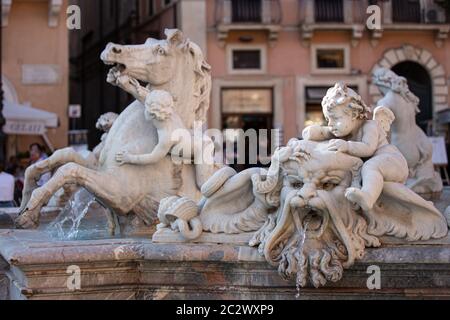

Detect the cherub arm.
[
  {"left": 107, "top": 69, "right": 150, "bottom": 104},
  {"left": 302, "top": 125, "right": 335, "bottom": 141},
  {"left": 116, "top": 131, "right": 175, "bottom": 165},
  {"left": 345, "top": 121, "right": 379, "bottom": 158}
]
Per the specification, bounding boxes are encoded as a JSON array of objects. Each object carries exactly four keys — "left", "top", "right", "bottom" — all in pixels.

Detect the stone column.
[
  {"left": 262, "top": 0, "right": 271, "bottom": 24},
  {"left": 343, "top": 0, "right": 354, "bottom": 24},
  {"left": 383, "top": 0, "right": 393, "bottom": 24},
  {"left": 304, "top": 0, "right": 315, "bottom": 24},
  {"left": 222, "top": 0, "right": 232, "bottom": 24},
  {"left": 177, "top": 0, "right": 207, "bottom": 55}
]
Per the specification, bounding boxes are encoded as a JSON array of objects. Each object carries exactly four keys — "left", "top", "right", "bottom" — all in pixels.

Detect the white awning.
[{"left": 2, "top": 100, "right": 58, "bottom": 135}]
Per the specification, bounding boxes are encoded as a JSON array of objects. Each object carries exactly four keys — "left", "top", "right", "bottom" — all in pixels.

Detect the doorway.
[
  {"left": 391, "top": 61, "right": 433, "bottom": 133},
  {"left": 221, "top": 88, "right": 273, "bottom": 171}
]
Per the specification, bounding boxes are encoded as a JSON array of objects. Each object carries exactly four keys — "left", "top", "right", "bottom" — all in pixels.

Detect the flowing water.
[
  {"left": 295, "top": 219, "right": 309, "bottom": 299},
  {"left": 46, "top": 188, "right": 106, "bottom": 240}
]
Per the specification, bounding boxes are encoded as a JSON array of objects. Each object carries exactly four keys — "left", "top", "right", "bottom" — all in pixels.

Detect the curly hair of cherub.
[
  {"left": 144, "top": 90, "right": 174, "bottom": 121},
  {"left": 321, "top": 82, "right": 371, "bottom": 120}
]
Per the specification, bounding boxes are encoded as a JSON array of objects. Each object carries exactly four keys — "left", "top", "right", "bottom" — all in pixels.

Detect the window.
[
  {"left": 392, "top": 0, "right": 421, "bottom": 23},
  {"left": 221, "top": 88, "right": 273, "bottom": 171},
  {"left": 222, "top": 88, "right": 272, "bottom": 114},
  {"left": 311, "top": 44, "right": 350, "bottom": 74},
  {"left": 227, "top": 45, "right": 266, "bottom": 74},
  {"left": 315, "top": 0, "right": 344, "bottom": 22},
  {"left": 316, "top": 49, "right": 344, "bottom": 68},
  {"left": 231, "top": 0, "right": 262, "bottom": 23},
  {"left": 233, "top": 50, "right": 261, "bottom": 70}
]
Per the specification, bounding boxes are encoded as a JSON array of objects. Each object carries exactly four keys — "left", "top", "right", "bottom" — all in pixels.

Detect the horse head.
[{"left": 100, "top": 29, "right": 211, "bottom": 127}]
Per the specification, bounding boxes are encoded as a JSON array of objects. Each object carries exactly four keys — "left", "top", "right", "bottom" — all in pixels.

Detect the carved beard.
[{"left": 253, "top": 185, "right": 379, "bottom": 288}]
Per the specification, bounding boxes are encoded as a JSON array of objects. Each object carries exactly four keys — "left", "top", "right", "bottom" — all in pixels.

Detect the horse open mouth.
[{"left": 104, "top": 61, "right": 127, "bottom": 73}]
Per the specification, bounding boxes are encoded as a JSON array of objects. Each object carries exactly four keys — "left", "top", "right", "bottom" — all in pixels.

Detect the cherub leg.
[
  {"left": 345, "top": 160, "right": 383, "bottom": 211},
  {"left": 20, "top": 148, "right": 95, "bottom": 212},
  {"left": 16, "top": 163, "right": 125, "bottom": 229}
]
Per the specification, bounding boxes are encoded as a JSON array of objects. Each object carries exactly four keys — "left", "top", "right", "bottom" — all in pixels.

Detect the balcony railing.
[
  {"left": 315, "top": 0, "right": 344, "bottom": 23},
  {"left": 392, "top": 0, "right": 448, "bottom": 24},
  {"left": 232, "top": 0, "right": 262, "bottom": 22},
  {"left": 392, "top": 0, "right": 421, "bottom": 23},
  {"left": 215, "top": 0, "right": 282, "bottom": 25}
]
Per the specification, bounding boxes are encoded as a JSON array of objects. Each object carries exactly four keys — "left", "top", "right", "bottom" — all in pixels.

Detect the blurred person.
[
  {"left": 5, "top": 155, "right": 25, "bottom": 205},
  {"left": 29, "top": 143, "right": 51, "bottom": 186},
  {"left": 0, "top": 162, "right": 16, "bottom": 207},
  {"left": 5, "top": 156, "right": 19, "bottom": 175}
]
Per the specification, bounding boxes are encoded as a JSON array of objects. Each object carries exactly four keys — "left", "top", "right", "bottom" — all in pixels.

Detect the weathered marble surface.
[
  {"left": 373, "top": 68, "right": 443, "bottom": 196},
  {"left": 1, "top": 229, "right": 450, "bottom": 300},
  {"left": 15, "top": 29, "right": 214, "bottom": 232},
  {"left": 156, "top": 84, "right": 448, "bottom": 288}
]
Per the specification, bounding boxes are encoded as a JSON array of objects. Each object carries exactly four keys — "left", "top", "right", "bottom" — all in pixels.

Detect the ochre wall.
[
  {"left": 205, "top": 0, "right": 450, "bottom": 141},
  {"left": 2, "top": 0, "right": 69, "bottom": 154}
]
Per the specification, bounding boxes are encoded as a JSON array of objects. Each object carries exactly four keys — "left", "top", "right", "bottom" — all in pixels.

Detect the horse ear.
[{"left": 165, "top": 28, "right": 185, "bottom": 46}]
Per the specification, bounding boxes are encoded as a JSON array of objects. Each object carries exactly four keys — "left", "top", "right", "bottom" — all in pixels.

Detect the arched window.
[{"left": 392, "top": 61, "right": 432, "bottom": 133}]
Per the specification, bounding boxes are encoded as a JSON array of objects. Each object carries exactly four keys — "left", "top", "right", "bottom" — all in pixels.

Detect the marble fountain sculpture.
[
  {"left": 155, "top": 82, "right": 448, "bottom": 288},
  {"left": 372, "top": 68, "right": 443, "bottom": 196},
  {"left": 15, "top": 28, "right": 219, "bottom": 233},
  {"left": 0, "top": 30, "right": 449, "bottom": 299}
]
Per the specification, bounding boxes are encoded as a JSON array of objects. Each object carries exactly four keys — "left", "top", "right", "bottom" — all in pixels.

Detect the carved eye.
[
  {"left": 287, "top": 175, "right": 303, "bottom": 189},
  {"left": 321, "top": 182, "right": 336, "bottom": 191},
  {"left": 292, "top": 182, "right": 303, "bottom": 189},
  {"left": 320, "top": 179, "right": 340, "bottom": 191},
  {"left": 157, "top": 47, "right": 166, "bottom": 55}
]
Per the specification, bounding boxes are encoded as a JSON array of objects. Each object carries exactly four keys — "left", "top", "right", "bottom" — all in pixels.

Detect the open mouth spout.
[
  {"left": 290, "top": 196, "right": 329, "bottom": 239},
  {"left": 299, "top": 208, "right": 329, "bottom": 239}
]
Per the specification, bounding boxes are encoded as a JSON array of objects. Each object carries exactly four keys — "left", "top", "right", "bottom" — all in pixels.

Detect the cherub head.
[
  {"left": 144, "top": 90, "right": 174, "bottom": 121},
  {"left": 96, "top": 112, "right": 119, "bottom": 133},
  {"left": 321, "top": 83, "right": 371, "bottom": 137}
]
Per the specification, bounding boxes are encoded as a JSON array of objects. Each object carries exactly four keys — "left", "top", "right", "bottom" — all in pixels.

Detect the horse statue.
[
  {"left": 372, "top": 67, "right": 443, "bottom": 196},
  {"left": 15, "top": 29, "right": 215, "bottom": 231}
]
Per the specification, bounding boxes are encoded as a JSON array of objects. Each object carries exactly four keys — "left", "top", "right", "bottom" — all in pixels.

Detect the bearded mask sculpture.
[
  {"left": 258, "top": 140, "right": 448, "bottom": 288},
  {"left": 249, "top": 139, "right": 380, "bottom": 287}
]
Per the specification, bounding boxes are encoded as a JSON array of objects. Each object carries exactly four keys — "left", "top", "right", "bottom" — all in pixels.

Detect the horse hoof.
[{"left": 14, "top": 210, "right": 40, "bottom": 229}]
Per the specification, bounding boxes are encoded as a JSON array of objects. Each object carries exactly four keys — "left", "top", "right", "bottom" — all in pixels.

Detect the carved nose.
[
  {"left": 111, "top": 46, "right": 122, "bottom": 54},
  {"left": 298, "top": 184, "right": 317, "bottom": 201}
]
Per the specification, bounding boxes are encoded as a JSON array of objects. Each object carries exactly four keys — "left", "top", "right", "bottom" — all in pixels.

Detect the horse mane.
[
  {"left": 373, "top": 68, "right": 420, "bottom": 113},
  {"left": 188, "top": 41, "right": 211, "bottom": 123}
]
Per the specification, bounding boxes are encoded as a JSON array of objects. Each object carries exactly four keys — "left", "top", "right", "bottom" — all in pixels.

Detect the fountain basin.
[
  {"left": 1, "top": 228, "right": 450, "bottom": 300},
  {"left": 1, "top": 188, "right": 449, "bottom": 299}
]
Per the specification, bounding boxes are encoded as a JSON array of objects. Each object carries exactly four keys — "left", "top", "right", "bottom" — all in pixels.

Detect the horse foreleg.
[
  {"left": 16, "top": 163, "right": 123, "bottom": 229},
  {"left": 20, "top": 148, "right": 96, "bottom": 212}
]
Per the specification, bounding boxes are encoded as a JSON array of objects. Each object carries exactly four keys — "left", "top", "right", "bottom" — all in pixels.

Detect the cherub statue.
[
  {"left": 114, "top": 84, "right": 216, "bottom": 187},
  {"left": 93, "top": 112, "right": 119, "bottom": 161},
  {"left": 303, "top": 82, "right": 408, "bottom": 211}
]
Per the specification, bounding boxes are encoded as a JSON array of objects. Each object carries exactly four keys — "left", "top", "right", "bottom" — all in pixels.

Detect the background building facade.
[
  {"left": 2, "top": 0, "right": 70, "bottom": 158},
  {"left": 69, "top": 0, "right": 450, "bottom": 162}
]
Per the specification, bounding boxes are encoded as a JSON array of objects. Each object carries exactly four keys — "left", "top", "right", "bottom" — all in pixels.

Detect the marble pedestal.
[{"left": 1, "top": 229, "right": 450, "bottom": 300}]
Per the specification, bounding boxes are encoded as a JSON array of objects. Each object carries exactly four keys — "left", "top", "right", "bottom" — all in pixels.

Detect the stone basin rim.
[{"left": 1, "top": 229, "right": 450, "bottom": 267}]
